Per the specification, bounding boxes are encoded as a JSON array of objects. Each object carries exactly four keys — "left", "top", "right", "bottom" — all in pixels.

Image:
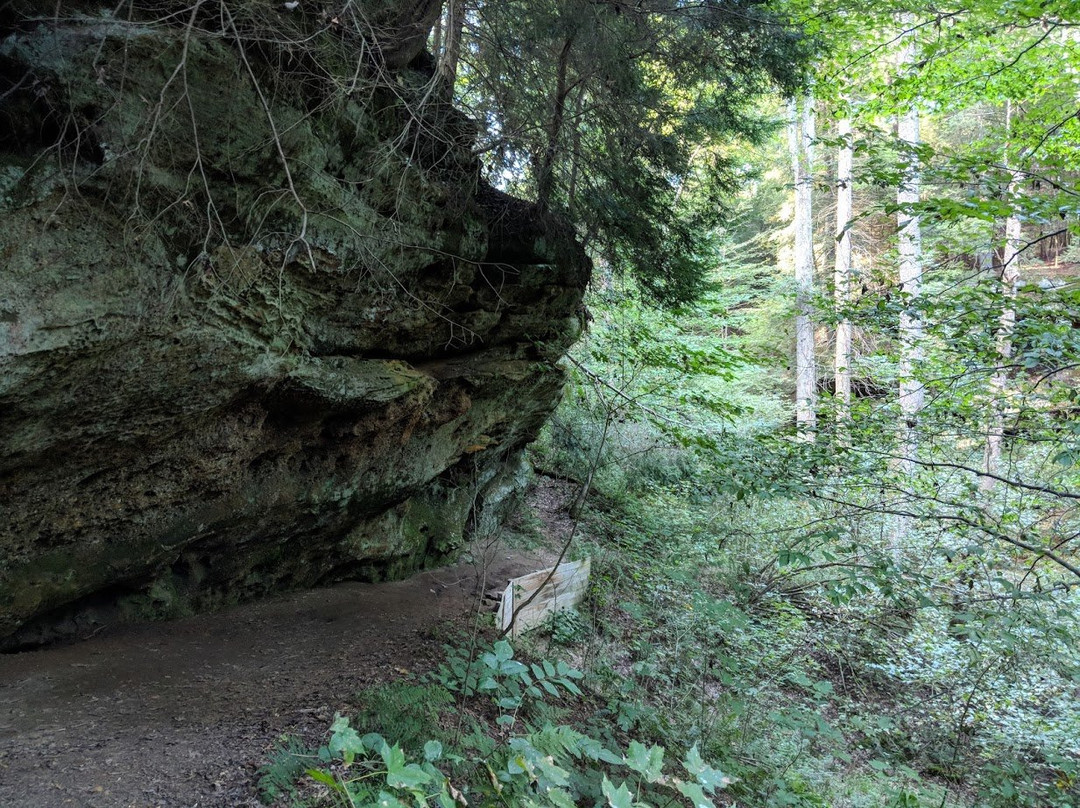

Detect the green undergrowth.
[
  {"left": 530, "top": 402, "right": 1080, "bottom": 807},
  {"left": 257, "top": 631, "right": 734, "bottom": 808},
  {"left": 258, "top": 426, "right": 1078, "bottom": 807},
  {"left": 258, "top": 266, "right": 1079, "bottom": 806}
]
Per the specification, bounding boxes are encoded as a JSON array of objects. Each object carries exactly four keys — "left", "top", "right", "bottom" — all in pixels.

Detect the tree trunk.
[
  {"left": 536, "top": 36, "right": 574, "bottom": 210},
  {"left": 896, "top": 29, "right": 923, "bottom": 474},
  {"left": 982, "top": 100, "right": 1022, "bottom": 492},
  {"left": 834, "top": 114, "right": 853, "bottom": 432},
  {"left": 437, "top": 0, "right": 465, "bottom": 92},
  {"left": 566, "top": 88, "right": 585, "bottom": 208},
  {"left": 791, "top": 96, "right": 817, "bottom": 440}
]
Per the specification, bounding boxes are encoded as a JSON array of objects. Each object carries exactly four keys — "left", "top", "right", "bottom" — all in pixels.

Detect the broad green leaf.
[
  {"left": 684, "top": 745, "right": 731, "bottom": 792},
  {"left": 328, "top": 717, "right": 365, "bottom": 766},
  {"left": 424, "top": 740, "right": 443, "bottom": 762},
  {"left": 386, "top": 762, "right": 433, "bottom": 790},
  {"left": 508, "top": 754, "right": 531, "bottom": 777},
  {"left": 380, "top": 742, "right": 406, "bottom": 772},
  {"left": 546, "top": 787, "right": 578, "bottom": 808},
  {"left": 601, "top": 776, "right": 636, "bottom": 808},
  {"left": 626, "top": 740, "right": 664, "bottom": 782},
  {"left": 676, "top": 780, "right": 715, "bottom": 808},
  {"left": 578, "top": 735, "right": 624, "bottom": 765},
  {"left": 493, "top": 640, "right": 514, "bottom": 662},
  {"left": 363, "top": 733, "right": 387, "bottom": 752}
]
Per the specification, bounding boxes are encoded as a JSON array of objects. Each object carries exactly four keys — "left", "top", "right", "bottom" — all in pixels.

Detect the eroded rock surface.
[{"left": 0, "top": 1, "right": 588, "bottom": 648}]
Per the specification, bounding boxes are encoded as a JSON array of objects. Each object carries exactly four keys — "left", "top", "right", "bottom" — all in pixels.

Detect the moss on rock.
[{"left": 0, "top": 2, "right": 588, "bottom": 648}]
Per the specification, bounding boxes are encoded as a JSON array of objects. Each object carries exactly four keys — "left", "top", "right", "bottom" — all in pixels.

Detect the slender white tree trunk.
[
  {"left": 834, "top": 114, "right": 853, "bottom": 431},
  {"left": 790, "top": 96, "right": 817, "bottom": 440},
  {"left": 890, "top": 20, "right": 924, "bottom": 556},
  {"left": 896, "top": 33, "right": 923, "bottom": 474},
  {"left": 982, "top": 100, "right": 1022, "bottom": 492}
]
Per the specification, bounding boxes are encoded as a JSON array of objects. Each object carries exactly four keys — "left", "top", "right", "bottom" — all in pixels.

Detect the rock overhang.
[{"left": 0, "top": 1, "right": 590, "bottom": 648}]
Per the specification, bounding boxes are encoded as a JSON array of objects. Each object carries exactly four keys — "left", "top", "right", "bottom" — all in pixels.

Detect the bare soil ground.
[{"left": 0, "top": 480, "right": 576, "bottom": 808}]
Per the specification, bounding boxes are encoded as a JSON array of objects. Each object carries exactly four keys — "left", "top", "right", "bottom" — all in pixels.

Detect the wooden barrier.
[{"left": 497, "top": 558, "right": 591, "bottom": 638}]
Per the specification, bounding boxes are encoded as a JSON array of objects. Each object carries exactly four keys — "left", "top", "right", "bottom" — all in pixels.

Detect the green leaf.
[
  {"left": 578, "top": 736, "right": 624, "bottom": 765},
  {"left": 626, "top": 740, "right": 664, "bottom": 782},
  {"left": 501, "top": 660, "right": 529, "bottom": 676},
  {"left": 493, "top": 640, "right": 514, "bottom": 662},
  {"left": 508, "top": 753, "right": 531, "bottom": 777},
  {"left": 547, "top": 788, "right": 578, "bottom": 808},
  {"left": 602, "top": 776, "right": 636, "bottom": 808},
  {"left": 557, "top": 678, "right": 583, "bottom": 695},
  {"left": 1053, "top": 449, "right": 1077, "bottom": 467},
  {"left": 676, "top": 780, "right": 715, "bottom": 808},
  {"left": 328, "top": 716, "right": 365, "bottom": 765},
  {"left": 381, "top": 742, "right": 406, "bottom": 774},
  {"left": 363, "top": 733, "right": 388, "bottom": 752},
  {"left": 306, "top": 768, "right": 342, "bottom": 793},
  {"left": 424, "top": 740, "right": 443, "bottom": 762},
  {"left": 684, "top": 745, "right": 731, "bottom": 792},
  {"left": 386, "top": 762, "right": 433, "bottom": 790}
]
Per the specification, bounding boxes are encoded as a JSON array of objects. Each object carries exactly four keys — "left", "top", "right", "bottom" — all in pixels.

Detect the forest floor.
[{"left": 0, "top": 480, "right": 575, "bottom": 808}]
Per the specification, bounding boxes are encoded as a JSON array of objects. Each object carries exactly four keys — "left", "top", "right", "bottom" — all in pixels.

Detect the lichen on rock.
[{"left": 0, "top": 1, "right": 589, "bottom": 648}]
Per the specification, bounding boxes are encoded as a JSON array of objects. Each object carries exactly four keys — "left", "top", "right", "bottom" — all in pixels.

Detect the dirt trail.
[{"left": 0, "top": 481, "right": 576, "bottom": 808}]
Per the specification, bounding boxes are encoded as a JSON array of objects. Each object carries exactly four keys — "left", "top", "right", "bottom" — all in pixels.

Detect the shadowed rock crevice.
[{"left": 0, "top": 1, "right": 589, "bottom": 649}]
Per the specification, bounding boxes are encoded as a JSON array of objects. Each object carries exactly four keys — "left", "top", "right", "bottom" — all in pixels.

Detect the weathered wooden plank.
[{"left": 497, "top": 558, "right": 590, "bottom": 638}]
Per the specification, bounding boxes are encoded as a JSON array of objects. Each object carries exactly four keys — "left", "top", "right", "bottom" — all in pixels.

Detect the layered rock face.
[{"left": 0, "top": 2, "right": 588, "bottom": 648}]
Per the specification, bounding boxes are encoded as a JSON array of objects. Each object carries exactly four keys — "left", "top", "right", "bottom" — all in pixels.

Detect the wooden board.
[{"left": 497, "top": 558, "right": 591, "bottom": 638}]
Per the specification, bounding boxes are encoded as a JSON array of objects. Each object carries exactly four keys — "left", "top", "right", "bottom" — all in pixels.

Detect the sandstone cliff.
[{"left": 0, "top": 1, "right": 589, "bottom": 648}]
